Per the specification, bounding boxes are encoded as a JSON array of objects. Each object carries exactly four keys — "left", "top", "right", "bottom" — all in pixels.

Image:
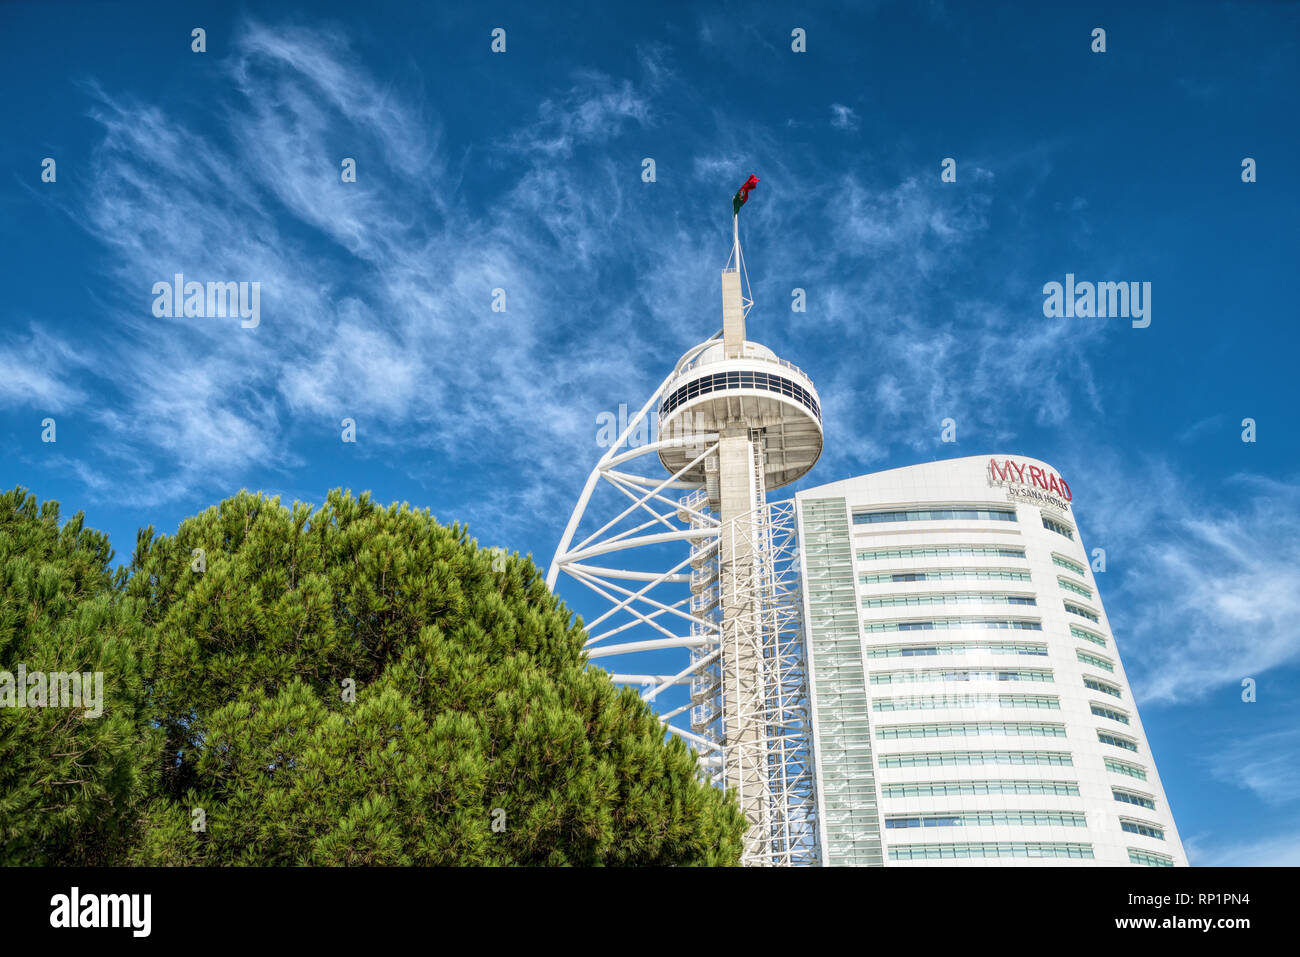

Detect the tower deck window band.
[{"left": 659, "top": 369, "right": 822, "bottom": 421}]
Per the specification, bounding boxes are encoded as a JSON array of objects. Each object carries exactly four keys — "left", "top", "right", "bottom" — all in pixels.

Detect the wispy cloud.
[
  {"left": 0, "top": 328, "right": 87, "bottom": 412},
  {"left": 1208, "top": 723, "right": 1300, "bottom": 807},
  {"left": 40, "top": 21, "right": 664, "bottom": 522},
  {"left": 21, "top": 17, "right": 1131, "bottom": 552},
  {"left": 1081, "top": 463, "right": 1300, "bottom": 705},
  {"left": 1177, "top": 413, "right": 1228, "bottom": 444},
  {"left": 829, "top": 103, "right": 859, "bottom": 131},
  {"left": 1184, "top": 825, "right": 1300, "bottom": 866}
]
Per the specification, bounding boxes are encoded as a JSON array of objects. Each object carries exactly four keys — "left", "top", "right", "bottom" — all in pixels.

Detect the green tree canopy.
[
  {"left": 0, "top": 487, "right": 156, "bottom": 865},
  {"left": 124, "top": 489, "right": 743, "bottom": 864}
]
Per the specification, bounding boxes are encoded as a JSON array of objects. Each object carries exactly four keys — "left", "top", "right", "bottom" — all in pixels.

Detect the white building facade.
[{"left": 795, "top": 455, "right": 1187, "bottom": 867}]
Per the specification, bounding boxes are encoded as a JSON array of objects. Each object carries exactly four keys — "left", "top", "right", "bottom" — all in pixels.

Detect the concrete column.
[
  {"left": 717, "top": 429, "right": 766, "bottom": 843},
  {"left": 722, "top": 269, "right": 745, "bottom": 359}
]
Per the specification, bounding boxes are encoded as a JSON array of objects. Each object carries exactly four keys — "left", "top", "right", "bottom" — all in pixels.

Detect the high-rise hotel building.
[{"left": 795, "top": 454, "right": 1186, "bottom": 867}]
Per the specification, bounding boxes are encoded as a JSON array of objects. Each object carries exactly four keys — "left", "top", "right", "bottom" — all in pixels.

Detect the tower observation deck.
[{"left": 548, "top": 208, "right": 823, "bottom": 865}]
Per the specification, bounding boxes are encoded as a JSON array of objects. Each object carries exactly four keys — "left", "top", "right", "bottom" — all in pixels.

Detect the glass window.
[
  {"left": 1084, "top": 677, "right": 1123, "bottom": 698},
  {"left": 863, "top": 593, "right": 1037, "bottom": 608},
  {"left": 1042, "top": 516, "right": 1075, "bottom": 540},
  {"left": 1114, "top": 789, "right": 1157, "bottom": 810},
  {"left": 877, "top": 722, "right": 1067, "bottom": 739},
  {"left": 1098, "top": 731, "right": 1139, "bottom": 752},
  {"left": 880, "top": 750, "right": 1073, "bottom": 767},
  {"left": 863, "top": 568, "right": 1032, "bottom": 583},
  {"left": 1064, "top": 601, "right": 1101, "bottom": 623},
  {"left": 865, "top": 618, "right": 1043, "bottom": 633},
  {"left": 1091, "top": 703, "right": 1130, "bottom": 725},
  {"left": 1121, "top": 820, "right": 1165, "bottom": 840},
  {"left": 885, "top": 810, "right": 1087, "bottom": 829},
  {"left": 867, "top": 640, "right": 1049, "bottom": 658},
  {"left": 889, "top": 842, "right": 1093, "bottom": 860},
  {"left": 1077, "top": 650, "right": 1115, "bottom": 672},
  {"left": 857, "top": 545, "right": 1026, "bottom": 561},
  {"left": 880, "top": 779, "right": 1079, "bottom": 797},
  {"left": 1128, "top": 848, "right": 1174, "bottom": 867},
  {"left": 1052, "top": 554, "right": 1087, "bottom": 575},
  {"left": 870, "top": 668, "right": 1053, "bottom": 685},
  {"left": 854, "top": 507, "right": 1018, "bottom": 525},
  {"left": 1070, "top": 625, "right": 1107, "bottom": 648},
  {"left": 1104, "top": 758, "right": 1147, "bottom": 780},
  {"left": 1058, "top": 576, "right": 1093, "bottom": 598},
  {"left": 872, "top": 693, "right": 1060, "bottom": 712}
]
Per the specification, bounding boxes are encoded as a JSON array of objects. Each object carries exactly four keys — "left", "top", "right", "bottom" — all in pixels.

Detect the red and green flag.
[{"left": 732, "top": 174, "right": 759, "bottom": 215}]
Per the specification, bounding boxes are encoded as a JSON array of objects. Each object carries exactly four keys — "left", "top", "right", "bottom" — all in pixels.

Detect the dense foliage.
[
  {"left": 0, "top": 489, "right": 156, "bottom": 864},
  {"left": 0, "top": 487, "right": 744, "bottom": 865}
]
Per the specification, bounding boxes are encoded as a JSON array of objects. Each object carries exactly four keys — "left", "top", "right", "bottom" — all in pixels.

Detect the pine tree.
[
  {"left": 127, "top": 489, "right": 744, "bottom": 865},
  {"left": 0, "top": 488, "right": 157, "bottom": 865}
]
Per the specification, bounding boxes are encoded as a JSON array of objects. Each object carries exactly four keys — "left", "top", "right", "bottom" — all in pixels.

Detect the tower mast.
[{"left": 549, "top": 181, "right": 823, "bottom": 864}]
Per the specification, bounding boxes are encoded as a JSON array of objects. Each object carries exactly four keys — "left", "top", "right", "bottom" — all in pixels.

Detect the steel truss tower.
[{"left": 547, "top": 224, "right": 825, "bottom": 865}]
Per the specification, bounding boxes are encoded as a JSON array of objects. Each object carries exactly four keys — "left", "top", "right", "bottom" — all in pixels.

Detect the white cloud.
[
  {"left": 829, "top": 103, "right": 859, "bottom": 131},
  {"left": 0, "top": 329, "right": 87, "bottom": 411},
  {"left": 23, "top": 18, "right": 1129, "bottom": 556},
  {"left": 1077, "top": 462, "right": 1300, "bottom": 705},
  {"left": 1207, "top": 724, "right": 1300, "bottom": 807},
  {"left": 1184, "top": 826, "right": 1300, "bottom": 866}
]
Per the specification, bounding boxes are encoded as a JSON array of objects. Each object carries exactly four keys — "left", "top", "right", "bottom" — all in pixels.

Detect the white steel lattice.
[{"left": 547, "top": 352, "right": 819, "bottom": 866}]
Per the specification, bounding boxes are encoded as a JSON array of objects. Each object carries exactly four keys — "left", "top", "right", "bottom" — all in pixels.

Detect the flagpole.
[{"left": 731, "top": 211, "right": 743, "bottom": 278}]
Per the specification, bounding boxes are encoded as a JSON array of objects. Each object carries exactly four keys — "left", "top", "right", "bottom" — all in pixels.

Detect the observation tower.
[{"left": 548, "top": 187, "right": 824, "bottom": 865}]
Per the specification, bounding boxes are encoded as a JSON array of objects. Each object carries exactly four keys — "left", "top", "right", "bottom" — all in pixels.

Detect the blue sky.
[{"left": 2, "top": 0, "right": 1298, "bottom": 864}]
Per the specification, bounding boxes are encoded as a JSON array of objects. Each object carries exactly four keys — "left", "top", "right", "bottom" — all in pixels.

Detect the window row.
[
  {"left": 1104, "top": 758, "right": 1148, "bottom": 781},
  {"left": 879, "top": 750, "right": 1074, "bottom": 768},
  {"left": 861, "top": 568, "right": 1032, "bottom": 584},
  {"left": 872, "top": 694, "right": 1060, "bottom": 713},
  {"left": 885, "top": 810, "right": 1087, "bottom": 829},
  {"left": 1121, "top": 819, "right": 1166, "bottom": 840},
  {"left": 854, "top": 506, "right": 1018, "bottom": 525},
  {"left": 1128, "top": 848, "right": 1175, "bottom": 867},
  {"left": 890, "top": 842, "right": 1094, "bottom": 861},
  {"left": 864, "top": 618, "right": 1044, "bottom": 633},
  {"left": 1085, "top": 676, "right": 1124, "bottom": 699},
  {"left": 877, "top": 721, "right": 1067, "bottom": 740},
  {"left": 1064, "top": 601, "right": 1100, "bottom": 622},
  {"left": 1058, "top": 576, "right": 1093, "bottom": 598},
  {"left": 863, "top": 593, "right": 1037, "bottom": 608},
  {"left": 1042, "top": 516, "right": 1075, "bottom": 539},
  {"left": 858, "top": 544, "right": 1027, "bottom": 561},
  {"left": 1071, "top": 625, "right": 1108, "bottom": 648},
  {"left": 1114, "top": 789, "right": 1157, "bottom": 810},
  {"left": 867, "top": 641, "right": 1048, "bottom": 658},
  {"left": 1091, "top": 703, "right": 1130, "bottom": 725},
  {"left": 1076, "top": 649, "right": 1115, "bottom": 672},
  {"left": 869, "top": 668, "right": 1054, "bottom": 685},
  {"left": 880, "top": 779, "right": 1080, "bottom": 798},
  {"left": 1052, "top": 554, "right": 1087, "bottom": 576},
  {"left": 659, "top": 369, "right": 821, "bottom": 419},
  {"left": 1098, "top": 731, "right": 1139, "bottom": 752}
]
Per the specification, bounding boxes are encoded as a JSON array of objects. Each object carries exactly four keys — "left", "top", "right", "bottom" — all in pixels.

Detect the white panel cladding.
[{"left": 796, "top": 454, "right": 1187, "bottom": 867}]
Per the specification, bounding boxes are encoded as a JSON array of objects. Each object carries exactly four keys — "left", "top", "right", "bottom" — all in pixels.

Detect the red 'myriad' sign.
[{"left": 988, "top": 458, "right": 1072, "bottom": 501}]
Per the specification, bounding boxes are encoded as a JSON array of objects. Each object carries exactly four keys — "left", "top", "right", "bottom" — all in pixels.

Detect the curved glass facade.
[{"left": 796, "top": 455, "right": 1187, "bottom": 866}]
